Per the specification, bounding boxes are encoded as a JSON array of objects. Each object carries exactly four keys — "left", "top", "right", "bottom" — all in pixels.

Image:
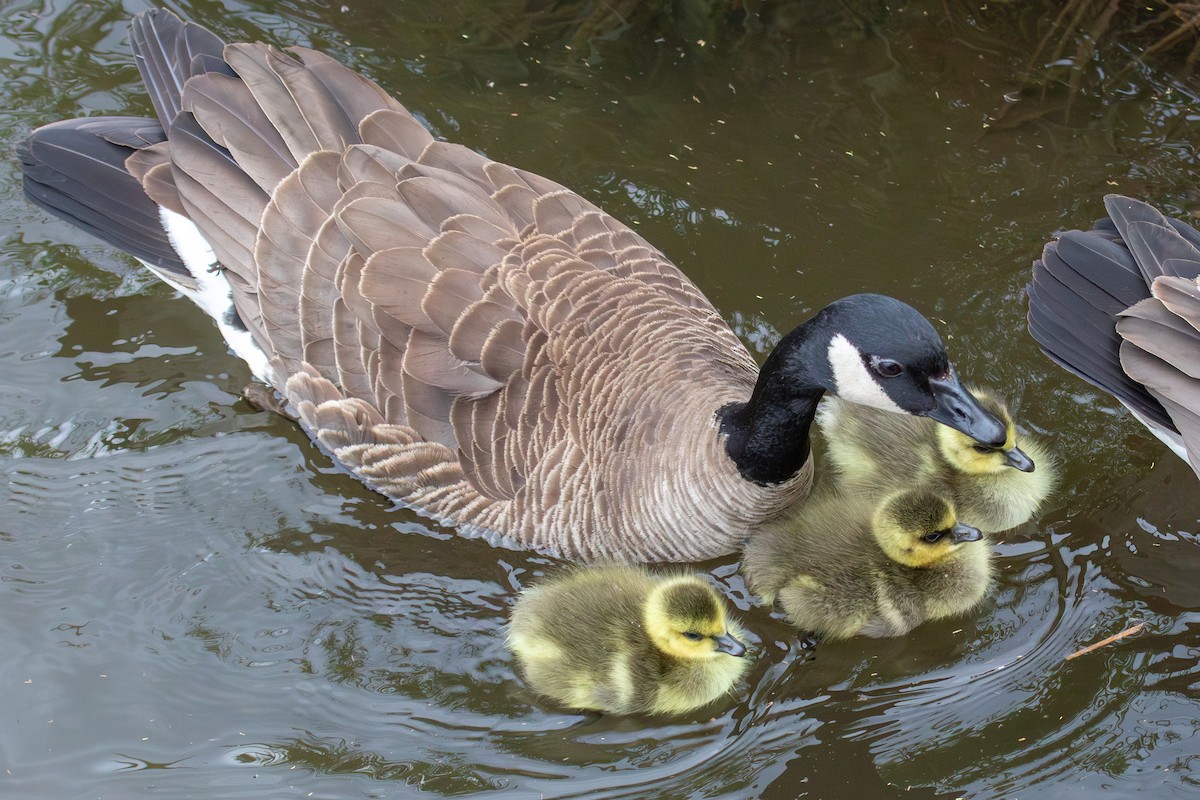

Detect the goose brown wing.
[
  {"left": 278, "top": 140, "right": 732, "bottom": 510},
  {"left": 1030, "top": 193, "right": 1200, "bottom": 477},
  {"left": 1028, "top": 222, "right": 1175, "bottom": 430},
  {"left": 131, "top": 11, "right": 732, "bottom": 523}
]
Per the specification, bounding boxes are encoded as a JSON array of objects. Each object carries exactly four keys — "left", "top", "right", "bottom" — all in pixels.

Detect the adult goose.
[
  {"left": 19, "top": 10, "right": 1004, "bottom": 562},
  {"left": 1028, "top": 195, "right": 1200, "bottom": 481}
]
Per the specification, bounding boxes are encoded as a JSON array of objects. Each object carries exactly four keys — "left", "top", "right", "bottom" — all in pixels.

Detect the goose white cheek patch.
[{"left": 827, "top": 334, "right": 905, "bottom": 414}]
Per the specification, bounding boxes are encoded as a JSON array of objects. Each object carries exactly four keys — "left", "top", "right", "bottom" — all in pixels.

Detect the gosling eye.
[
  {"left": 972, "top": 445, "right": 994, "bottom": 454},
  {"left": 922, "top": 530, "right": 947, "bottom": 544},
  {"left": 870, "top": 357, "right": 904, "bottom": 378},
  {"left": 681, "top": 631, "right": 704, "bottom": 642}
]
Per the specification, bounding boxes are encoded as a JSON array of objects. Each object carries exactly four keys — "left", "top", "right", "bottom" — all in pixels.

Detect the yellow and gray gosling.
[
  {"left": 817, "top": 389, "right": 1057, "bottom": 533},
  {"left": 742, "top": 488, "right": 993, "bottom": 640},
  {"left": 508, "top": 565, "right": 749, "bottom": 715}
]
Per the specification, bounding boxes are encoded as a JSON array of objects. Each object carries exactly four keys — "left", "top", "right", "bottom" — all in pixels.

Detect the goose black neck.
[{"left": 718, "top": 321, "right": 831, "bottom": 485}]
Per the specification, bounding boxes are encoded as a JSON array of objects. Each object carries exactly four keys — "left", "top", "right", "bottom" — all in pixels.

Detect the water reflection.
[{"left": 3, "top": 0, "right": 1200, "bottom": 797}]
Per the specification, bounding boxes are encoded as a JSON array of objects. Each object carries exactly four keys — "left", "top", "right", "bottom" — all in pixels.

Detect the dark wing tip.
[{"left": 19, "top": 116, "right": 186, "bottom": 275}]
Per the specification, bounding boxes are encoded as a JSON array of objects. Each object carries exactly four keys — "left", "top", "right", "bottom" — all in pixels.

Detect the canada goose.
[
  {"left": 817, "top": 390, "right": 1058, "bottom": 532},
  {"left": 741, "top": 488, "right": 992, "bottom": 640},
  {"left": 18, "top": 10, "right": 1006, "bottom": 562},
  {"left": 1028, "top": 194, "right": 1200, "bottom": 481},
  {"left": 508, "top": 566, "right": 749, "bottom": 715}
]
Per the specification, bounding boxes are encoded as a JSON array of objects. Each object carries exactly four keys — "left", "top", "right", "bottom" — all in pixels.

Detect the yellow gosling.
[
  {"left": 742, "top": 488, "right": 992, "bottom": 640},
  {"left": 508, "top": 566, "right": 749, "bottom": 715}
]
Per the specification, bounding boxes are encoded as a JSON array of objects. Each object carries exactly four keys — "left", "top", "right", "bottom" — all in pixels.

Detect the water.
[{"left": 2, "top": 0, "right": 1200, "bottom": 797}]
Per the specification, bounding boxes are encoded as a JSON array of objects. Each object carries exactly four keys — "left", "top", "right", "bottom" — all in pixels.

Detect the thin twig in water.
[{"left": 1065, "top": 622, "right": 1146, "bottom": 661}]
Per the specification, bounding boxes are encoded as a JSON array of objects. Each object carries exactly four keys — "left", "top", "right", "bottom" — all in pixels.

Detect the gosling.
[
  {"left": 817, "top": 389, "right": 1057, "bottom": 533},
  {"left": 742, "top": 488, "right": 992, "bottom": 640},
  {"left": 508, "top": 565, "right": 749, "bottom": 715}
]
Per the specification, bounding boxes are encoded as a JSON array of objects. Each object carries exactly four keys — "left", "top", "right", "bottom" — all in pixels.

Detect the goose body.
[
  {"left": 18, "top": 11, "right": 1006, "bottom": 562},
  {"left": 817, "top": 390, "right": 1058, "bottom": 533},
  {"left": 741, "top": 488, "right": 992, "bottom": 640},
  {"left": 1028, "top": 194, "right": 1200, "bottom": 481},
  {"left": 508, "top": 566, "right": 749, "bottom": 715}
]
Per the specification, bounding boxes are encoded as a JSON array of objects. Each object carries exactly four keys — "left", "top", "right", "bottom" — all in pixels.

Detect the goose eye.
[
  {"left": 870, "top": 357, "right": 904, "bottom": 378},
  {"left": 922, "top": 531, "right": 946, "bottom": 544},
  {"left": 972, "top": 445, "right": 993, "bottom": 454},
  {"left": 682, "top": 631, "right": 703, "bottom": 641}
]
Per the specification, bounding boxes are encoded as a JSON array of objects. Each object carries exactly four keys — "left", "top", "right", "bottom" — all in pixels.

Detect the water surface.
[{"left": 3, "top": 1, "right": 1200, "bottom": 797}]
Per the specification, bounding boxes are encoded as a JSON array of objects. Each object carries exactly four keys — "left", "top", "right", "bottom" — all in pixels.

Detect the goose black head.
[
  {"left": 721, "top": 293, "right": 1007, "bottom": 486},
  {"left": 806, "top": 294, "right": 1007, "bottom": 447}
]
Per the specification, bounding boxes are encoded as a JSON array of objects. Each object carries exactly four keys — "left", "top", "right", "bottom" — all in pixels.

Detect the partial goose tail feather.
[
  {"left": 1027, "top": 194, "right": 1200, "bottom": 479},
  {"left": 17, "top": 117, "right": 187, "bottom": 279}
]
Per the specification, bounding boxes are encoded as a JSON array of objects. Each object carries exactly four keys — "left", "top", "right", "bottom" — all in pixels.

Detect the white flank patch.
[
  {"left": 827, "top": 334, "right": 904, "bottom": 414},
  {"left": 151, "top": 208, "right": 274, "bottom": 384}
]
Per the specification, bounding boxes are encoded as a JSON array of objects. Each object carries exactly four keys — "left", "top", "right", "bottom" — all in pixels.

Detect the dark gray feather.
[{"left": 18, "top": 116, "right": 184, "bottom": 274}]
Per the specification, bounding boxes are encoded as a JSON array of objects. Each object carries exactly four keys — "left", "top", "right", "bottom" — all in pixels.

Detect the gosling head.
[
  {"left": 807, "top": 295, "right": 1008, "bottom": 446},
  {"left": 872, "top": 489, "right": 983, "bottom": 569},
  {"left": 644, "top": 577, "right": 747, "bottom": 661},
  {"left": 934, "top": 390, "right": 1035, "bottom": 475}
]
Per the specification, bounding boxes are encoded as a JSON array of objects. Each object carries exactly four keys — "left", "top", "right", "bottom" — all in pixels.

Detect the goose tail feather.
[
  {"left": 1029, "top": 195, "right": 1200, "bottom": 477},
  {"left": 17, "top": 117, "right": 187, "bottom": 278}
]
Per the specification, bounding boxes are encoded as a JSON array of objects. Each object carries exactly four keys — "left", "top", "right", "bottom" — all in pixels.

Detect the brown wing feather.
[
  {"left": 126, "top": 142, "right": 187, "bottom": 216},
  {"left": 256, "top": 150, "right": 343, "bottom": 371},
  {"left": 339, "top": 143, "right": 408, "bottom": 187},
  {"left": 222, "top": 44, "right": 338, "bottom": 161},
  {"left": 182, "top": 71, "right": 294, "bottom": 191},
  {"left": 299, "top": 215, "right": 351, "bottom": 377},
  {"left": 140, "top": 160, "right": 187, "bottom": 217},
  {"left": 1155, "top": 275, "right": 1200, "bottom": 331},
  {"left": 359, "top": 108, "right": 433, "bottom": 159},
  {"left": 288, "top": 48, "right": 409, "bottom": 131}
]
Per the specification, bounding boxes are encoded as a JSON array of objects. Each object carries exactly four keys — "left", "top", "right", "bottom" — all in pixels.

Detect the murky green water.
[{"left": 3, "top": 1, "right": 1200, "bottom": 797}]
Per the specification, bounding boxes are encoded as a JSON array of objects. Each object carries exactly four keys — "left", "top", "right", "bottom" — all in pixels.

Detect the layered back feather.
[{"left": 29, "top": 10, "right": 813, "bottom": 561}]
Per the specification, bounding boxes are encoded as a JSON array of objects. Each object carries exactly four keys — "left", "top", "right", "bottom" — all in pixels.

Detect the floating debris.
[{"left": 1065, "top": 622, "right": 1146, "bottom": 661}]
